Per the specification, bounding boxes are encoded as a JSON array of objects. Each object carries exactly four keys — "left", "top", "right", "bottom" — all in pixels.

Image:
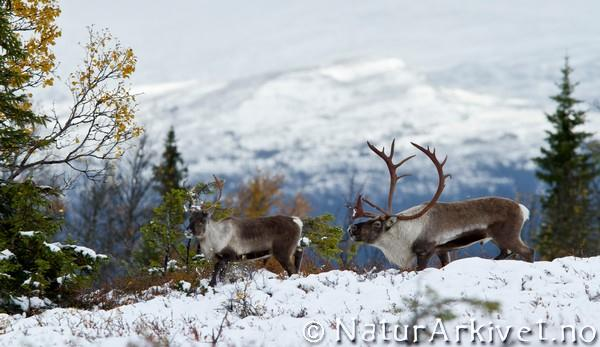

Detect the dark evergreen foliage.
[
  {"left": 153, "top": 127, "right": 188, "bottom": 197},
  {"left": 0, "top": 0, "right": 49, "bottom": 175},
  {"left": 0, "top": 2, "right": 108, "bottom": 313},
  {"left": 135, "top": 188, "right": 188, "bottom": 274},
  {"left": 533, "top": 57, "right": 599, "bottom": 259},
  {"left": 0, "top": 181, "right": 106, "bottom": 314}
]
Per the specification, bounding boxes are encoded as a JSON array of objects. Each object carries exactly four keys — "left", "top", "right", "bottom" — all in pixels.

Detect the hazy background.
[
  {"left": 50, "top": 1, "right": 600, "bottom": 226},
  {"left": 43, "top": 0, "right": 600, "bottom": 266},
  {"left": 55, "top": 1, "right": 600, "bottom": 103}
]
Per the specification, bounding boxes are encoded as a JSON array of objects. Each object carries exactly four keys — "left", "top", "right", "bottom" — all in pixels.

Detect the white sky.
[{"left": 55, "top": 0, "right": 600, "bottom": 102}]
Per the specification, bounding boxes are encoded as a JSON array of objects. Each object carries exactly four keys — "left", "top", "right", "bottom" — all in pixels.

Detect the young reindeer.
[
  {"left": 187, "top": 176, "right": 305, "bottom": 286},
  {"left": 348, "top": 140, "right": 534, "bottom": 271}
]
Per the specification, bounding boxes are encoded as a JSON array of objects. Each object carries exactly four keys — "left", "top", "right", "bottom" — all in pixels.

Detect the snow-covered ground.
[{"left": 2, "top": 256, "right": 599, "bottom": 346}]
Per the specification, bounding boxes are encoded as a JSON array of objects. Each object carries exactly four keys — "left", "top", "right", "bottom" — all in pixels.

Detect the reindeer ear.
[{"left": 385, "top": 216, "right": 397, "bottom": 229}]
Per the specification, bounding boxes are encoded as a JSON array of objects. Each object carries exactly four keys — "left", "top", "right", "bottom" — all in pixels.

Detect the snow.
[
  {"left": 56, "top": 274, "right": 74, "bottom": 285},
  {"left": 299, "top": 237, "right": 311, "bottom": 247},
  {"left": 178, "top": 280, "right": 191, "bottom": 292},
  {"left": 27, "top": 1, "right": 598, "bottom": 222},
  {"left": 9, "top": 297, "right": 52, "bottom": 313},
  {"left": 19, "top": 231, "right": 39, "bottom": 237},
  {"left": 167, "top": 259, "right": 178, "bottom": 269},
  {"left": 106, "top": 57, "right": 597, "bottom": 213},
  {"left": 320, "top": 58, "right": 406, "bottom": 82},
  {"left": 44, "top": 242, "right": 62, "bottom": 253},
  {"left": 45, "top": 1, "right": 600, "bottom": 216},
  {"left": 35, "top": 185, "right": 54, "bottom": 191},
  {"left": 68, "top": 246, "right": 108, "bottom": 260},
  {"left": 2, "top": 256, "right": 600, "bottom": 346},
  {"left": 0, "top": 250, "right": 14, "bottom": 260},
  {"left": 147, "top": 260, "right": 181, "bottom": 275},
  {"left": 43, "top": 242, "right": 108, "bottom": 260}
]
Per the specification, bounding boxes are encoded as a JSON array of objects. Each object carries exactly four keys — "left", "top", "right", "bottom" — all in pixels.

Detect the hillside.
[
  {"left": 127, "top": 58, "right": 599, "bottom": 217},
  {"left": 2, "top": 256, "right": 599, "bottom": 346}
]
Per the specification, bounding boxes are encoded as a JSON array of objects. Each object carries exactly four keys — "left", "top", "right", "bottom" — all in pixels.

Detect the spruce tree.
[
  {"left": 0, "top": 1, "right": 135, "bottom": 313},
  {"left": 153, "top": 127, "right": 188, "bottom": 197},
  {"left": 139, "top": 127, "right": 188, "bottom": 274},
  {"left": 0, "top": 181, "right": 106, "bottom": 313},
  {"left": 135, "top": 188, "right": 187, "bottom": 274},
  {"left": 533, "top": 57, "right": 598, "bottom": 259},
  {"left": 0, "top": 0, "right": 49, "bottom": 169},
  {"left": 0, "top": 2, "right": 94, "bottom": 313}
]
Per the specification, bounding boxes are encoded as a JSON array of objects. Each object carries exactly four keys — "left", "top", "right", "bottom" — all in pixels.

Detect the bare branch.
[{"left": 6, "top": 28, "right": 140, "bottom": 181}]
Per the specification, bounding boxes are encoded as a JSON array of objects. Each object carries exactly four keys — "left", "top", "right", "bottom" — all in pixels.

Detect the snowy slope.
[
  {"left": 132, "top": 58, "right": 599, "bottom": 215},
  {"left": 2, "top": 256, "right": 599, "bottom": 346},
  {"left": 44, "top": 1, "right": 600, "bottom": 218}
]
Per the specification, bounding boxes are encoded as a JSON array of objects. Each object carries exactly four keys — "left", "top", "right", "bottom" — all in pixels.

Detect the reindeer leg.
[
  {"left": 273, "top": 251, "right": 296, "bottom": 277},
  {"left": 494, "top": 248, "right": 511, "bottom": 260},
  {"left": 515, "top": 245, "right": 534, "bottom": 262},
  {"left": 285, "top": 262, "right": 296, "bottom": 276},
  {"left": 490, "top": 221, "right": 535, "bottom": 263},
  {"left": 416, "top": 253, "right": 432, "bottom": 271},
  {"left": 413, "top": 239, "right": 434, "bottom": 271},
  {"left": 209, "top": 258, "right": 228, "bottom": 287},
  {"left": 275, "top": 255, "right": 296, "bottom": 276},
  {"left": 293, "top": 248, "right": 304, "bottom": 274},
  {"left": 437, "top": 251, "right": 450, "bottom": 267}
]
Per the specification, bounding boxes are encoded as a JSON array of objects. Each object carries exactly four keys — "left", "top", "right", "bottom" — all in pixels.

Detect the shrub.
[{"left": 0, "top": 181, "right": 106, "bottom": 314}]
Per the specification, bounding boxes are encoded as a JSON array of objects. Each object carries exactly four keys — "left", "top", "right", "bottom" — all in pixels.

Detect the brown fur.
[
  {"left": 188, "top": 212, "right": 303, "bottom": 286},
  {"left": 349, "top": 197, "right": 534, "bottom": 270},
  {"left": 230, "top": 216, "right": 302, "bottom": 275}
]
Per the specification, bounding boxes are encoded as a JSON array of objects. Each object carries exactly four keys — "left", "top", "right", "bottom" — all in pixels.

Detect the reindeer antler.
[
  {"left": 188, "top": 175, "right": 225, "bottom": 212},
  {"left": 351, "top": 194, "right": 378, "bottom": 219},
  {"left": 352, "top": 140, "right": 449, "bottom": 221},
  {"left": 365, "top": 139, "right": 415, "bottom": 215},
  {"left": 394, "top": 143, "right": 450, "bottom": 220},
  {"left": 211, "top": 175, "right": 224, "bottom": 205}
]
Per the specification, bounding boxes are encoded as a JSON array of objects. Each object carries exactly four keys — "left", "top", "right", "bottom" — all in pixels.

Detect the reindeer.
[
  {"left": 186, "top": 176, "right": 305, "bottom": 286},
  {"left": 348, "top": 140, "right": 534, "bottom": 271}
]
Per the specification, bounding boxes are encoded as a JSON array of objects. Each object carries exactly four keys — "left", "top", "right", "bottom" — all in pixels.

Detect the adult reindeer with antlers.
[
  {"left": 348, "top": 140, "right": 534, "bottom": 270},
  {"left": 186, "top": 176, "right": 305, "bottom": 286}
]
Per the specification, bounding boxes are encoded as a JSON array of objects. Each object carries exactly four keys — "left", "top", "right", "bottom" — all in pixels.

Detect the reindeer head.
[
  {"left": 348, "top": 141, "right": 449, "bottom": 244},
  {"left": 348, "top": 195, "right": 400, "bottom": 242},
  {"left": 188, "top": 208, "right": 212, "bottom": 239},
  {"left": 186, "top": 175, "right": 224, "bottom": 239},
  {"left": 348, "top": 213, "right": 399, "bottom": 243}
]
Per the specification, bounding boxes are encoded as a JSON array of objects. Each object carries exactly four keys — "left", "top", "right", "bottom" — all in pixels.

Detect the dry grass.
[
  {"left": 72, "top": 268, "right": 212, "bottom": 311},
  {"left": 69, "top": 254, "right": 396, "bottom": 312}
]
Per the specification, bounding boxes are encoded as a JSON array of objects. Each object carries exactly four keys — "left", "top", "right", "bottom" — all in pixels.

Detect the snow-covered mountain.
[
  {"left": 2, "top": 256, "right": 599, "bottom": 346},
  {"left": 133, "top": 58, "right": 598, "bottom": 217},
  {"left": 47, "top": 0, "right": 600, "bottom": 219}
]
